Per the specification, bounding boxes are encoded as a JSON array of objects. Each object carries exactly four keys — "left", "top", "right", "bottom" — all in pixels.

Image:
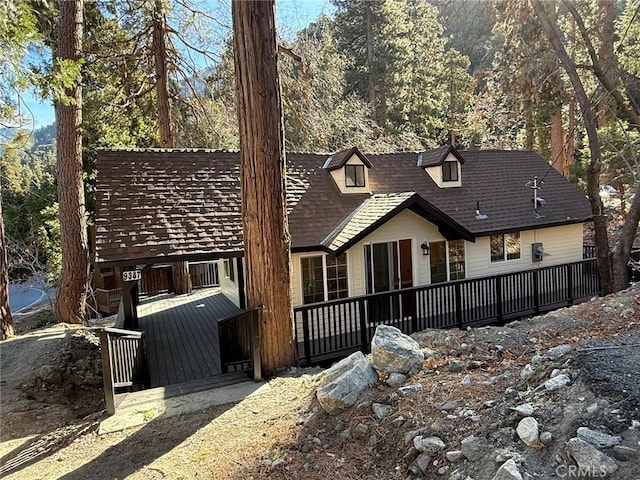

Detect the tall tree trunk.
[
  {"left": 550, "top": 107, "right": 566, "bottom": 176},
  {"left": 152, "top": 0, "right": 191, "bottom": 294},
  {"left": 55, "top": 0, "right": 90, "bottom": 324},
  {"left": 0, "top": 188, "right": 14, "bottom": 340},
  {"left": 232, "top": 0, "right": 296, "bottom": 375},
  {"left": 153, "top": 0, "right": 173, "bottom": 149},
  {"left": 365, "top": 2, "right": 377, "bottom": 119},
  {"left": 596, "top": 0, "right": 614, "bottom": 127},
  {"left": 532, "top": 0, "right": 613, "bottom": 294}
]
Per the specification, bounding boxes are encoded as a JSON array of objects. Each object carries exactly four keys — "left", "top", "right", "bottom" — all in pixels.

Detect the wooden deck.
[{"left": 137, "top": 288, "right": 240, "bottom": 388}]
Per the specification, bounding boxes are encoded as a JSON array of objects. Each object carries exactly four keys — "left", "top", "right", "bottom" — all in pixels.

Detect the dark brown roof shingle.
[{"left": 95, "top": 147, "right": 591, "bottom": 265}]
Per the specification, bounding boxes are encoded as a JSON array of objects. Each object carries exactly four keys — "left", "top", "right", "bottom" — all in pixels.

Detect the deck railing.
[
  {"left": 189, "top": 261, "right": 220, "bottom": 288},
  {"left": 100, "top": 327, "right": 149, "bottom": 415},
  {"left": 218, "top": 307, "right": 261, "bottom": 381},
  {"left": 96, "top": 288, "right": 121, "bottom": 314},
  {"left": 294, "top": 258, "right": 600, "bottom": 366}
]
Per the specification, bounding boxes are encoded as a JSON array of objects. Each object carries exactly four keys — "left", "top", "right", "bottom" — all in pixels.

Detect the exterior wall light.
[{"left": 421, "top": 241, "right": 430, "bottom": 256}]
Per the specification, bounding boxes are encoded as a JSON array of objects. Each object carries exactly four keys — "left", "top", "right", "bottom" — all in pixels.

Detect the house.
[{"left": 94, "top": 145, "right": 591, "bottom": 313}]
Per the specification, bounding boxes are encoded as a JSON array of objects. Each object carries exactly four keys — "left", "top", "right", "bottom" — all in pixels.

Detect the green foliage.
[
  {"left": 0, "top": 0, "right": 42, "bottom": 126},
  {"left": 1, "top": 130, "right": 59, "bottom": 280}
]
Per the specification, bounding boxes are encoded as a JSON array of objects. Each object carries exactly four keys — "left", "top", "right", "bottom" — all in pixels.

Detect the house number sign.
[{"left": 122, "top": 270, "right": 142, "bottom": 282}]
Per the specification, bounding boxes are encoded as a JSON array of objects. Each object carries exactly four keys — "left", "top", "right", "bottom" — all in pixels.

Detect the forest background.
[{"left": 1, "top": 0, "right": 639, "bottom": 319}]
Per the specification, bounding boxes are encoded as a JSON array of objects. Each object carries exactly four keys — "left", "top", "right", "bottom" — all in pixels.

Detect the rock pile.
[{"left": 311, "top": 294, "right": 640, "bottom": 480}]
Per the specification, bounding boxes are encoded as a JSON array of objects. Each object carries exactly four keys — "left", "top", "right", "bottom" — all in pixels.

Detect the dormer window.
[
  {"left": 345, "top": 165, "right": 365, "bottom": 187},
  {"left": 442, "top": 161, "right": 459, "bottom": 182},
  {"left": 323, "top": 146, "right": 372, "bottom": 194},
  {"left": 418, "top": 145, "right": 465, "bottom": 189}
]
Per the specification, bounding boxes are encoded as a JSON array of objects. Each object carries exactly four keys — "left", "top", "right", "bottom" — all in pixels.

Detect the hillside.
[{"left": 1, "top": 284, "right": 639, "bottom": 479}]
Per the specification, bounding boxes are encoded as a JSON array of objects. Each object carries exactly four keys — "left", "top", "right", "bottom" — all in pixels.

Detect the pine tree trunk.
[
  {"left": 55, "top": 0, "right": 90, "bottom": 324},
  {"left": 365, "top": 2, "right": 377, "bottom": 119},
  {"left": 533, "top": 0, "right": 613, "bottom": 295},
  {"left": 172, "top": 261, "right": 192, "bottom": 295},
  {"left": 152, "top": 0, "right": 191, "bottom": 293},
  {"left": 232, "top": 0, "right": 296, "bottom": 375},
  {"left": 0, "top": 189, "right": 14, "bottom": 340},
  {"left": 153, "top": 0, "right": 173, "bottom": 149},
  {"left": 550, "top": 107, "right": 566, "bottom": 176}
]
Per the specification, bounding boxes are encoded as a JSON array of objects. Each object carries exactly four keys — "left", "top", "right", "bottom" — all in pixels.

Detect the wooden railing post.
[
  {"left": 533, "top": 269, "right": 540, "bottom": 314},
  {"left": 454, "top": 283, "right": 463, "bottom": 329},
  {"left": 302, "top": 309, "right": 312, "bottom": 367},
  {"left": 99, "top": 329, "right": 116, "bottom": 416},
  {"left": 567, "top": 264, "right": 574, "bottom": 305},
  {"left": 495, "top": 276, "right": 503, "bottom": 321},
  {"left": 359, "top": 299, "right": 368, "bottom": 352},
  {"left": 250, "top": 309, "right": 262, "bottom": 382}
]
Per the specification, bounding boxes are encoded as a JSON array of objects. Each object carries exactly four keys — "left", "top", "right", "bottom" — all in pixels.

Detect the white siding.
[
  {"left": 289, "top": 210, "right": 585, "bottom": 306},
  {"left": 425, "top": 152, "right": 462, "bottom": 188},
  {"left": 218, "top": 258, "right": 240, "bottom": 307},
  {"left": 465, "top": 223, "right": 584, "bottom": 277}
]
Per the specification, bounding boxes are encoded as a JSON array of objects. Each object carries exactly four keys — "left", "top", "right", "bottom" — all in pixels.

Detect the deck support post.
[
  {"left": 121, "top": 279, "right": 139, "bottom": 329},
  {"left": 359, "top": 299, "right": 368, "bottom": 353},
  {"left": 495, "top": 276, "right": 503, "bottom": 321},
  {"left": 99, "top": 329, "right": 116, "bottom": 415},
  {"left": 567, "top": 264, "right": 574, "bottom": 305},
  {"left": 302, "top": 309, "right": 311, "bottom": 367},
  {"left": 533, "top": 270, "right": 540, "bottom": 314},
  {"left": 250, "top": 308, "right": 262, "bottom": 382},
  {"left": 454, "top": 283, "right": 463, "bottom": 329}
]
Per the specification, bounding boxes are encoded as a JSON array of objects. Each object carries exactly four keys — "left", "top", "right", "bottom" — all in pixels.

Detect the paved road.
[{"left": 8, "top": 284, "right": 54, "bottom": 313}]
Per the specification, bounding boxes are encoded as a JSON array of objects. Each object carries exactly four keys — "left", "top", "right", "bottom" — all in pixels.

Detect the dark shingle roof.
[
  {"left": 416, "top": 144, "right": 465, "bottom": 167},
  {"left": 95, "top": 147, "right": 591, "bottom": 265},
  {"left": 322, "top": 146, "right": 372, "bottom": 171}
]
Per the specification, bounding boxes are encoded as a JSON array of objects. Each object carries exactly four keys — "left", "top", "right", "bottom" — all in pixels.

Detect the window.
[
  {"left": 326, "top": 254, "right": 348, "bottom": 300},
  {"left": 448, "top": 240, "right": 466, "bottom": 280},
  {"left": 345, "top": 164, "right": 365, "bottom": 187},
  {"left": 442, "top": 161, "right": 458, "bottom": 182},
  {"left": 301, "top": 254, "right": 349, "bottom": 304},
  {"left": 430, "top": 240, "right": 465, "bottom": 284},
  {"left": 490, "top": 232, "right": 521, "bottom": 262},
  {"left": 223, "top": 258, "right": 235, "bottom": 281},
  {"left": 365, "top": 240, "right": 413, "bottom": 293}
]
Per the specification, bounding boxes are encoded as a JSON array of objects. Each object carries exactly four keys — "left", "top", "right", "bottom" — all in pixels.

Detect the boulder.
[
  {"left": 413, "top": 436, "right": 446, "bottom": 455},
  {"left": 544, "top": 374, "right": 570, "bottom": 391},
  {"left": 566, "top": 438, "right": 618, "bottom": 476},
  {"left": 461, "top": 435, "right": 489, "bottom": 461},
  {"left": 516, "top": 417, "right": 539, "bottom": 447},
  {"left": 370, "top": 325, "right": 424, "bottom": 374},
  {"left": 316, "top": 351, "right": 378, "bottom": 414},
  {"left": 576, "top": 427, "right": 621, "bottom": 448},
  {"left": 398, "top": 384, "right": 422, "bottom": 396},
  {"left": 512, "top": 403, "right": 534, "bottom": 417},
  {"left": 547, "top": 344, "right": 573, "bottom": 359},
  {"left": 39, "top": 365, "right": 63, "bottom": 385},
  {"left": 492, "top": 459, "right": 523, "bottom": 480},
  {"left": 386, "top": 372, "right": 407, "bottom": 388},
  {"left": 372, "top": 402, "right": 393, "bottom": 421}
]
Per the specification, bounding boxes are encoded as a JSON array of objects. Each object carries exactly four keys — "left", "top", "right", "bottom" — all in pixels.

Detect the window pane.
[
  {"left": 373, "top": 242, "right": 391, "bottom": 292},
  {"left": 490, "top": 234, "right": 504, "bottom": 262},
  {"left": 430, "top": 241, "right": 447, "bottom": 283},
  {"left": 345, "top": 165, "right": 365, "bottom": 187},
  {"left": 443, "top": 161, "right": 458, "bottom": 182},
  {"left": 302, "top": 256, "right": 324, "bottom": 304},
  {"left": 448, "top": 240, "right": 465, "bottom": 280},
  {"left": 326, "top": 253, "right": 348, "bottom": 300},
  {"left": 506, "top": 232, "right": 521, "bottom": 260}
]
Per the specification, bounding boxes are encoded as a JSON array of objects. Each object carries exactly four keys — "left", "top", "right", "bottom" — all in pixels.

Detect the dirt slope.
[{"left": 1, "top": 285, "right": 639, "bottom": 479}]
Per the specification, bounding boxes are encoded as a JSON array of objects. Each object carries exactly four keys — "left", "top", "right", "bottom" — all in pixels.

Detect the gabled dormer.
[
  {"left": 418, "top": 145, "right": 465, "bottom": 188},
  {"left": 323, "top": 146, "right": 372, "bottom": 194}
]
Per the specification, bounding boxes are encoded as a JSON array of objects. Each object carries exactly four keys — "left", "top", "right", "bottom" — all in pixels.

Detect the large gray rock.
[
  {"left": 492, "top": 459, "right": 523, "bottom": 480},
  {"left": 566, "top": 437, "right": 618, "bottom": 476},
  {"left": 576, "top": 427, "right": 621, "bottom": 448},
  {"left": 461, "top": 435, "right": 489, "bottom": 461},
  {"left": 516, "top": 417, "right": 539, "bottom": 447},
  {"left": 370, "top": 325, "right": 424, "bottom": 374},
  {"left": 413, "top": 436, "right": 446, "bottom": 455},
  {"left": 316, "top": 351, "right": 378, "bottom": 415}
]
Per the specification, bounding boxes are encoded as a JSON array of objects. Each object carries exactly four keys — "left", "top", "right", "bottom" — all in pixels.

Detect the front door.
[{"left": 365, "top": 239, "right": 414, "bottom": 324}]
